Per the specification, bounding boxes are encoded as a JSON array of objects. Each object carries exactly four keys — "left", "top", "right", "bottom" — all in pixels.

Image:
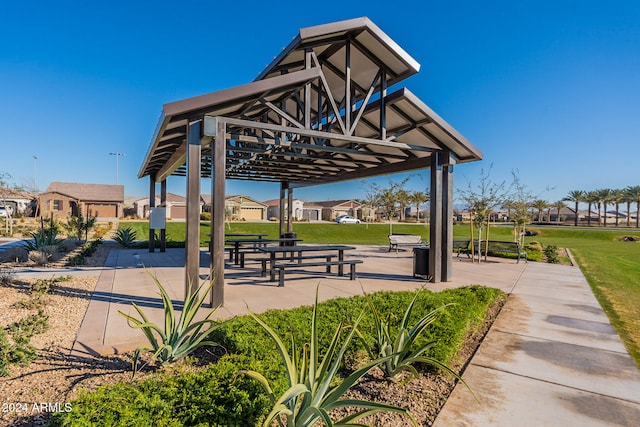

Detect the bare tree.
[
  {"left": 458, "top": 167, "right": 506, "bottom": 262},
  {"left": 362, "top": 176, "right": 413, "bottom": 235},
  {"left": 0, "top": 172, "right": 15, "bottom": 235}
]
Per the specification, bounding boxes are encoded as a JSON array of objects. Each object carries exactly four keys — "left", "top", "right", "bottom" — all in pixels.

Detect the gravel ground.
[
  {"left": 0, "top": 242, "right": 504, "bottom": 426},
  {"left": 0, "top": 243, "right": 143, "bottom": 427}
]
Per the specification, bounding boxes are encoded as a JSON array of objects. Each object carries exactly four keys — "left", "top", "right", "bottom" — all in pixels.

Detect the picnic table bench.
[
  {"left": 474, "top": 240, "right": 528, "bottom": 263},
  {"left": 388, "top": 234, "right": 427, "bottom": 253},
  {"left": 258, "top": 245, "right": 361, "bottom": 286},
  {"left": 273, "top": 259, "right": 364, "bottom": 287}
]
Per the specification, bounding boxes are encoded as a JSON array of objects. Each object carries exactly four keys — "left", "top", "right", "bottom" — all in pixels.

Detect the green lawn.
[{"left": 118, "top": 220, "right": 640, "bottom": 366}]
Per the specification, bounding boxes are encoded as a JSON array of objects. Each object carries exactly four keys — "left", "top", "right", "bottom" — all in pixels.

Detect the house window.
[{"left": 53, "top": 200, "right": 63, "bottom": 211}]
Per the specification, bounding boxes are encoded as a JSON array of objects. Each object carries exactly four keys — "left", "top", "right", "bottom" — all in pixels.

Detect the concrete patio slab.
[{"left": 36, "top": 243, "right": 639, "bottom": 426}]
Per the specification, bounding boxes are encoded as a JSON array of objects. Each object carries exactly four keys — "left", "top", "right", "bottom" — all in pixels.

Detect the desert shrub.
[
  {"left": 0, "top": 246, "right": 28, "bottom": 263},
  {"left": 0, "top": 267, "right": 15, "bottom": 285},
  {"left": 43, "top": 244, "right": 61, "bottom": 260},
  {"left": 28, "top": 250, "right": 50, "bottom": 265},
  {"left": 93, "top": 226, "right": 109, "bottom": 240},
  {"left": 0, "top": 311, "right": 49, "bottom": 376},
  {"left": 543, "top": 245, "right": 560, "bottom": 264},
  {"left": 62, "top": 214, "right": 97, "bottom": 241},
  {"left": 48, "top": 354, "right": 270, "bottom": 426},
  {"left": 8, "top": 310, "right": 49, "bottom": 338},
  {"left": 66, "top": 239, "right": 102, "bottom": 266},
  {"left": 60, "top": 239, "right": 80, "bottom": 252},
  {"left": 525, "top": 241, "right": 543, "bottom": 252}
]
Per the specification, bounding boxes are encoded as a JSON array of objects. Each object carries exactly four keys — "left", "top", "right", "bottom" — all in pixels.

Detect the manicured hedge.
[{"left": 49, "top": 286, "right": 505, "bottom": 426}]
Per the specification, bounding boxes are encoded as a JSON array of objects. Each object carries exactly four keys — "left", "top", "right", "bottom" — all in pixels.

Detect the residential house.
[
  {"left": 134, "top": 193, "right": 193, "bottom": 219},
  {"left": 305, "top": 200, "right": 364, "bottom": 221},
  {"left": 224, "top": 195, "right": 268, "bottom": 221},
  {"left": 0, "top": 188, "right": 34, "bottom": 216},
  {"left": 264, "top": 198, "right": 304, "bottom": 221},
  {"left": 40, "top": 182, "right": 124, "bottom": 220}
]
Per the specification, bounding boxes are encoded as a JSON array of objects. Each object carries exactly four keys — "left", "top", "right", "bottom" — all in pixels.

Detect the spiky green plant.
[
  {"left": 363, "top": 288, "right": 464, "bottom": 384},
  {"left": 114, "top": 226, "right": 138, "bottom": 248},
  {"left": 240, "top": 287, "right": 417, "bottom": 427},
  {"left": 23, "top": 217, "right": 62, "bottom": 252},
  {"left": 118, "top": 272, "right": 221, "bottom": 375}
]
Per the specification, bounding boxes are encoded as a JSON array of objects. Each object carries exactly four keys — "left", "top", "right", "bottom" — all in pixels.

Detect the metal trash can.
[
  {"left": 413, "top": 247, "right": 429, "bottom": 279},
  {"left": 280, "top": 232, "right": 297, "bottom": 246}
]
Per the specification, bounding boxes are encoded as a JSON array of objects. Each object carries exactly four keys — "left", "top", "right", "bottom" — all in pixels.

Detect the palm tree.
[
  {"left": 610, "top": 189, "right": 625, "bottom": 227},
  {"left": 409, "top": 189, "right": 429, "bottom": 222},
  {"left": 596, "top": 188, "right": 613, "bottom": 227},
  {"left": 625, "top": 185, "right": 640, "bottom": 228},
  {"left": 584, "top": 191, "right": 599, "bottom": 227},
  {"left": 552, "top": 200, "right": 567, "bottom": 223},
  {"left": 397, "top": 189, "right": 411, "bottom": 221},
  {"left": 532, "top": 199, "right": 548, "bottom": 222},
  {"left": 563, "top": 190, "right": 584, "bottom": 226},
  {"left": 502, "top": 199, "right": 515, "bottom": 223}
]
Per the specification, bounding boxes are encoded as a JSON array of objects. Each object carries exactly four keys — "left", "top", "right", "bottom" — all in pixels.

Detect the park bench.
[
  {"left": 453, "top": 238, "right": 471, "bottom": 257},
  {"left": 388, "top": 234, "right": 427, "bottom": 253},
  {"left": 475, "top": 240, "right": 528, "bottom": 263},
  {"left": 272, "top": 259, "right": 364, "bottom": 287}
]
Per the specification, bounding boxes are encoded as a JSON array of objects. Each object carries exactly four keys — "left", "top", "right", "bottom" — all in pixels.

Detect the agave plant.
[
  {"left": 363, "top": 289, "right": 464, "bottom": 385},
  {"left": 23, "top": 217, "right": 63, "bottom": 252},
  {"left": 118, "top": 271, "right": 221, "bottom": 375},
  {"left": 114, "top": 226, "right": 138, "bottom": 248},
  {"left": 240, "top": 287, "right": 417, "bottom": 427}
]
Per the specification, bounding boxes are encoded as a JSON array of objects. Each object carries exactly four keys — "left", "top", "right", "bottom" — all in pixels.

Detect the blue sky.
[{"left": 1, "top": 0, "right": 639, "bottom": 206}]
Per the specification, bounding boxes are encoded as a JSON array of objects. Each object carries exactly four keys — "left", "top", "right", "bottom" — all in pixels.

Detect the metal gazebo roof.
[
  {"left": 138, "top": 17, "right": 482, "bottom": 185},
  {"left": 139, "top": 17, "right": 483, "bottom": 303}
]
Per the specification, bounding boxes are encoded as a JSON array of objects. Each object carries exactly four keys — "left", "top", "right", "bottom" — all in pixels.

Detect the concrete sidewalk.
[
  {"left": 433, "top": 262, "right": 640, "bottom": 426},
  {"left": 55, "top": 245, "right": 640, "bottom": 425}
]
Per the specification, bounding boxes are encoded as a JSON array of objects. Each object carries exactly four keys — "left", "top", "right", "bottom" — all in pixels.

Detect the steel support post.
[
  {"left": 210, "top": 119, "right": 226, "bottom": 307},
  {"left": 185, "top": 120, "right": 202, "bottom": 297},
  {"left": 441, "top": 153, "right": 454, "bottom": 281},
  {"left": 429, "top": 153, "right": 443, "bottom": 282},
  {"left": 148, "top": 175, "right": 156, "bottom": 253},
  {"left": 287, "top": 186, "right": 293, "bottom": 232},
  {"left": 279, "top": 183, "right": 287, "bottom": 237},
  {"left": 160, "top": 179, "right": 167, "bottom": 252}
]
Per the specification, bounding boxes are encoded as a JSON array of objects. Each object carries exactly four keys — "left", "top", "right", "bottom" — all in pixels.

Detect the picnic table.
[
  {"left": 225, "top": 233, "right": 268, "bottom": 239},
  {"left": 258, "top": 245, "right": 360, "bottom": 285},
  {"left": 226, "top": 237, "right": 302, "bottom": 265},
  {"left": 208, "top": 233, "right": 268, "bottom": 252}
]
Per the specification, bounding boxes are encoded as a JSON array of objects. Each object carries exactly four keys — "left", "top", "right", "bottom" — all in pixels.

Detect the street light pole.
[{"left": 109, "top": 152, "right": 125, "bottom": 184}]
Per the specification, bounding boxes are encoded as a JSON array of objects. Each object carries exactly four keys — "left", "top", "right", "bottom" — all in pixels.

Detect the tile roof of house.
[
  {"left": 307, "top": 199, "right": 362, "bottom": 208},
  {"left": 225, "top": 195, "right": 268, "bottom": 206},
  {"left": 263, "top": 199, "right": 302, "bottom": 206},
  {"left": 0, "top": 188, "right": 33, "bottom": 200},
  {"left": 44, "top": 182, "right": 124, "bottom": 202}
]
